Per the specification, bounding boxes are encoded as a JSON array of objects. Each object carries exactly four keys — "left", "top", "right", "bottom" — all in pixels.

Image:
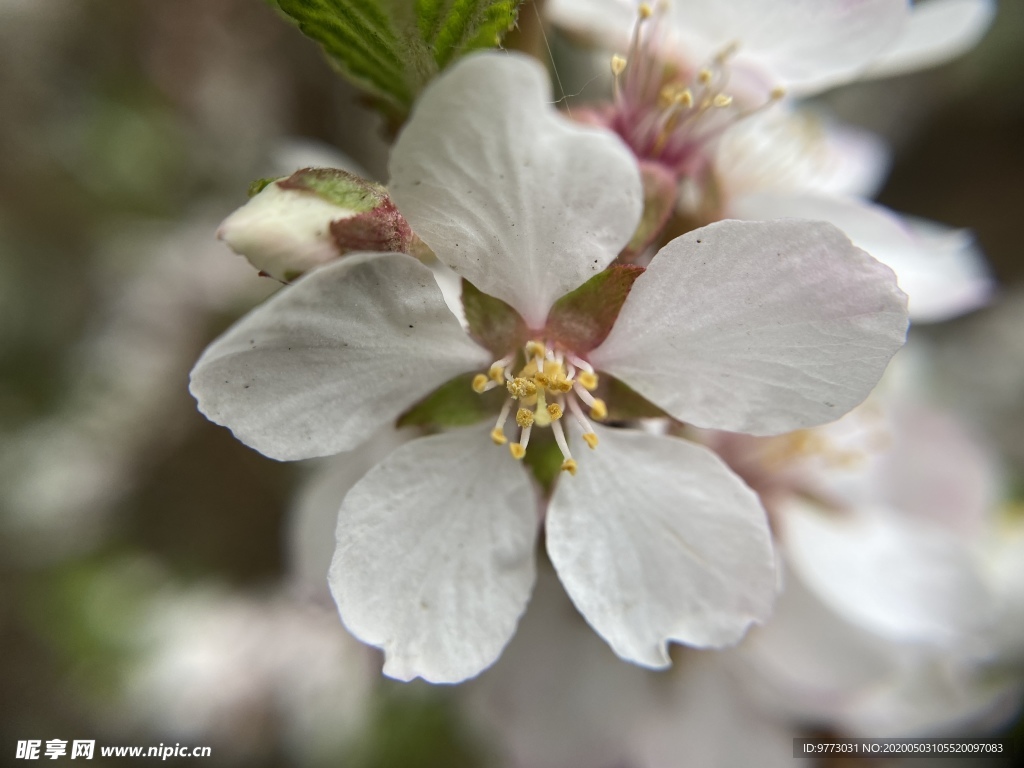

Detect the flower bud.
[{"left": 217, "top": 168, "right": 413, "bottom": 282}]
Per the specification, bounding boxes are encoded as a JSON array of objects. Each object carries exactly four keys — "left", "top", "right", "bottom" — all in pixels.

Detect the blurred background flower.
[{"left": 1, "top": 1, "right": 1023, "bottom": 766}]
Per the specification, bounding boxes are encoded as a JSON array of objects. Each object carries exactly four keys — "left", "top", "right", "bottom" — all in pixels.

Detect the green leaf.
[
  {"left": 278, "top": 0, "right": 412, "bottom": 110},
  {"left": 397, "top": 372, "right": 498, "bottom": 428},
  {"left": 420, "top": 0, "right": 521, "bottom": 70},
  {"left": 461, "top": 278, "right": 527, "bottom": 357},
  {"left": 277, "top": 0, "right": 522, "bottom": 121},
  {"left": 545, "top": 265, "right": 645, "bottom": 353}
]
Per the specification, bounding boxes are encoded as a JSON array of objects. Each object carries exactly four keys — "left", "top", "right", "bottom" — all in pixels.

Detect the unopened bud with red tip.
[{"left": 217, "top": 167, "right": 414, "bottom": 282}]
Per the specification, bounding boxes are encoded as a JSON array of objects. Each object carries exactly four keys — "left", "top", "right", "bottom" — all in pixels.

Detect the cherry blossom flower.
[
  {"left": 548, "top": 0, "right": 994, "bottom": 99},
  {"left": 550, "top": 2, "right": 994, "bottom": 323},
  {"left": 635, "top": 97, "right": 992, "bottom": 323},
  {"left": 190, "top": 52, "right": 908, "bottom": 683}
]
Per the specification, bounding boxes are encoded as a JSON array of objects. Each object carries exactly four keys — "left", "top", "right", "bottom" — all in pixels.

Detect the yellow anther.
[
  {"left": 638, "top": 2, "right": 653, "bottom": 19},
  {"left": 698, "top": 68, "right": 713, "bottom": 85},
  {"left": 676, "top": 88, "right": 694, "bottom": 108},
  {"left": 576, "top": 370, "right": 599, "bottom": 391},
  {"left": 611, "top": 54, "right": 627, "bottom": 76},
  {"left": 491, "top": 427, "right": 508, "bottom": 445},
  {"left": 713, "top": 93, "right": 733, "bottom": 108},
  {"left": 590, "top": 399, "right": 608, "bottom": 420},
  {"left": 770, "top": 86, "right": 787, "bottom": 100},
  {"left": 525, "top": 340, "right": 546, "bottom": 359},
  {"left": 534, "top": 372, "right": 551, "bottom": 388},
  {"left": 560, "top": 458, "right": 578, "bottom": 475},
  {"left": 551, "top": 377, "right": 573, "bottom": 393},
  {"left": 516, "top": 408, "right": 535, "bottom": 428},
  {"left": 510, "top": 443, "right": 526, "bottom": 460},
  {"left": 472, "top": 374, "right": 489, "bottom": 393},
  {"left": 507, "top": 377, "right": 537, "bottom": 399},
  {"left": 547, "top": 403, "right": 563, "bottom": 420},
  {"left": 488, "top": 364, "right": 505, "bottom": 382},
  {"left": 583, "top": 432, "right": 599, "bottom": 450}
]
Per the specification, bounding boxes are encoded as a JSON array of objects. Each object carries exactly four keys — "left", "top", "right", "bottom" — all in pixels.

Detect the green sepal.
[
  {"left": 462, "top": 278, "right": 528, "bottom": 357},
  {"left": 521, "top": 430, "right": 563, "bottom": 495},
  {"left": 604, "top": 376, "right": 669, "bottom": 421},
  {"left": 247, "top": 177, "right": 280, "bottom": 198},
  {"left": 276, "top": 0, "right": 522, "bottom": 123},
  {"left": 397, "top": 372, "right": 499, "bottom": 428},
  {"left": 545, "top": 265, "right": 644, "bottom": 353},
  {"left": 277, "top": 167, "right": 388, "bottom": 211}
]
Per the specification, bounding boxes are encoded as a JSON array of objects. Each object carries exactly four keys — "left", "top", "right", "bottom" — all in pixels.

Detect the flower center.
[
  {"left": 471, "top": 340, "right": 607, "bottom": 475},
  {"left": 609, "top": 2, "right": 783, "bottom": 177}
]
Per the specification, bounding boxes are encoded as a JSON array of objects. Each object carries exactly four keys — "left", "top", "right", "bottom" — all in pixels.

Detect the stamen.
[
  {"left": 573, "top": 383, "right": 607, "bottom": 419},
  {"left": 516, "top": 408, "right": 535, "bottom": 428},
  {"left": 611, "top": 54, "right": 627, "bottom": 76},
  {"left": 507, "top": 377, "right": 537, "bottom": 399},
  {"left": 712, "top": 94, "right": 733, "bottom": 108},
  {"left": 714, "top": 41, "right": 739, "bottom": 64},
  {"left": 547, "top": 403, "right": 563, "bottom": 420},
  {"left": 583, "top": 432, "right": 599, "bottom": 449},
  {"left": 491, "top": 398, "right": 513, "bottom": 444},
  {"left": 576, "top": 370, "right": 598, "bottom": 391},
  {"left": 567, "top": 354, "right": 593, "bottom": 373},
  {"left": 551, "top": 418, "right": 576, "bottom": 476},
  {"left": 472, "top": 374, "right": 489, "bottom": 394},
  {"left": 509, "top": 443, "right": 526, "bottom": 460},
  {"left": 568, "top": 396, "right": 597, "bottom": 438},
  {"left": 638, "top": 2, "right": 653, "bottom": 19},
  {"left": 525, "top": 340, "right": 546, "bottom": 360},
  {"left": 519, "top": 424, "right": 532, "bottom": 451}
]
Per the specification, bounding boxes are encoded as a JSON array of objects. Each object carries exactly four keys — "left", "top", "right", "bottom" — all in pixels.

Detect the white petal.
[
  {"left": 740, "top": 568, "right": 896, "bottom": 722},
  {"left": 591, "top": 220, "right": 908, "bottom": 436},
  {"left": 669, "top": 0, "right": 909, "bottom": 95},
  {"left": 389, "top": 52, "right": 643, "bottom": 328},
  {"left": 730, "top": 192, "right": 993, "bottom": 323},
  {"left": 329, "top": 424, "right": 538, "bottom": 683},
  {"left": 839, "top": 655, "right": 1023, "bottom": 738},
  {"left": 216, "top": 181, "right": 349, "bottom": 282},
  {"left": 189, "top": 253, "right": 490, "bottom": 461},
  {"left": 781, "top": 499, "right": 994, "bottom": 646},
  {"left": 635, "top": 651, "right": 802, "bottom": 768},
  {"left": 900, "top": 217, "right": 993, "bottom": 323},
  {"left": 865, "top": 0, "right": 996, "bottom": 79},
  {"left": 546, "top": 425, "right": 776, "bottom": 667},
  {"left": 544, "top": 0, "right": 637, "bottom": 51},
  {"left": 461, "top": 564, "right": 650, "bottom": 768},
  {"left": 287, "top": 426, "right": 414, "bottom": 599},
  {"left": 715, "top": 108, "right": 891, "bottom": 201},
  {"left": 797, "top": 398, "right": 998, "bottom": 538}
]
